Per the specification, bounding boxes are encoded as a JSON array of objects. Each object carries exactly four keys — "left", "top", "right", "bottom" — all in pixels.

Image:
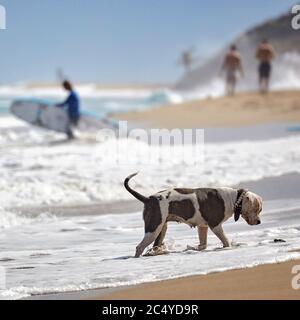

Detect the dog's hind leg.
[
  {"left": 153, "top": 223, "right": 168, "bottom": 248},
  {"left": 211, "top": 224, "right": 230, "bottom": 248}
]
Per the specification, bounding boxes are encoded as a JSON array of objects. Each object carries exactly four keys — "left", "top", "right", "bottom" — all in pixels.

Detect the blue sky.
[{"left": 0, "top": 0, "right": 298, "bottom": 84}]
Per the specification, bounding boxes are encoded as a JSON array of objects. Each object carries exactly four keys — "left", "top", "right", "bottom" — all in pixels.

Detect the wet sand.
[
  {"left": 98, "top": 260, "right": 300, "bottom": 300},
  {"left": 35, "top": 259, "right": 300, "bottom": 300}
]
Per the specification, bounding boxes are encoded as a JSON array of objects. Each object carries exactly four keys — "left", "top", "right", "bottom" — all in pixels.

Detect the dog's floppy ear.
[{"left": 257, "top": 196, "right": 263, "bottom": 213}]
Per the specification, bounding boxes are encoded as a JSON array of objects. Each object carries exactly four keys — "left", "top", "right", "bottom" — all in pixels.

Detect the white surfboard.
[
  {"left": 11, "top": 100, "right": 70, "bottom": 133},
  {"left": 78, "top": 112, "right": 118, "bottom": 133},
  {"left": 10, "top": 100, "right": 118, "bottom": 134}
]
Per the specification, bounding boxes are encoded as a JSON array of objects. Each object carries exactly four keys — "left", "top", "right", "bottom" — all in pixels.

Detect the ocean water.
[
  {"left": 1, "top": 83, "right": 300, "bottom": 299},
  {"left": 0, "top": 84, "right": 182, "bottom": 118},
  {"left": 0, "top": 200, "right": 300, "bottom": 299},
  {"left": 0, "top": 114, "right": 299, "bottom": 207}
]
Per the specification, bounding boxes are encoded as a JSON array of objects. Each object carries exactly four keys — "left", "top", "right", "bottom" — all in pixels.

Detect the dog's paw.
[
  {"left": 213, "top": 246, "right": 231, "bottom": 251},
  {"left": 186, "top": 244, "right": 207, "bottom": 251},
  {"left": 143, "top": 245, "right": 169, "bottom": 257}
]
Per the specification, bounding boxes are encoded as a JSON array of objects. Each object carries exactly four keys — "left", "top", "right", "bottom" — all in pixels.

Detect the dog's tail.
[{"left": 124, "top": 172, "right": 149, "bottom": 204}]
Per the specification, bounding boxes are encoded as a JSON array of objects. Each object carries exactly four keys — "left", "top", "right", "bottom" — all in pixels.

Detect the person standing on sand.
[
  {"left": 256, "top": 39, "right": 275, "bottom": 94},
  {"left": 57, "top": 80, "right": 81, "bottom": 140},
  {"left": 221, "top": 45, "right": 244, "bottom": 96}
]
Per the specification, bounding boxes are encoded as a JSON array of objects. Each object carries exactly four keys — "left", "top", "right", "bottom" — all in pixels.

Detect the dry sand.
[
  {"left": 98, "top": 260, "right": 300, "bottom": 300},
  {"left": 111, "top": 90, "right": 300, "bottom": 128}
]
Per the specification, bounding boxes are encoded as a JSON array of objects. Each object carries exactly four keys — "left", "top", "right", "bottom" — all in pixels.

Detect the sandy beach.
[
  {"left": 99, "top": 260, "right": 300, "bottom": 300},
  {"left": 111, "top": 90, "right": 300, "bottom": 128}
]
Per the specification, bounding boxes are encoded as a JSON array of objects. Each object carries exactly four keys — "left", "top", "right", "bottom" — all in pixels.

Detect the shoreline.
[
  {"left": 98, "top": 259, "right": 300, "bottom": 300},
  {"left": 26, "top": 259, "right": 300, "bottom": 300}
]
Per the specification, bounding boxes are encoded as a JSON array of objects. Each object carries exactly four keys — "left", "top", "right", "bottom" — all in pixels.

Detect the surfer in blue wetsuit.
[{"left": 57, "top": 80, "right": 81, "bottom": 139}]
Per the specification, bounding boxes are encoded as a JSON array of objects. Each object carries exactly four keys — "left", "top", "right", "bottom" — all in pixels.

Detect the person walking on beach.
[
  {"left": 221, "top": 45, "right": 244, "bottom": 96},
  {"left": 57, "top": 80, "right": 81, "bottom": 140},
  {"left": 256, "top": 39, "right": 275, "bottom": 94}
]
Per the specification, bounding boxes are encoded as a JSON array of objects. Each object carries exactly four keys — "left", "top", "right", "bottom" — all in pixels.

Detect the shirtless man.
[
  {"left": 256, "top": 39, "right": 275, "bottom": 93},
  {"left": 221, "top": 45, "right": 243, "bottom": 96}
]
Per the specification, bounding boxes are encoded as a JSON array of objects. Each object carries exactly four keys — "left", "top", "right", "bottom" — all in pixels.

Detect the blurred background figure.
[
  {"left": 256, "top": 39, "right": 275, "bottom": 94},
  {"left": 57, "top": 80, "right": 81, "bottom": 140},
  {"left": 56, "top": 67, "right": 65, "bottom": 82},
  {"left": 221, "top": 45, "right": 244, "bottom": 96},
  {"left": 178, "top": 48, "right": 196, "bottom": 74}
]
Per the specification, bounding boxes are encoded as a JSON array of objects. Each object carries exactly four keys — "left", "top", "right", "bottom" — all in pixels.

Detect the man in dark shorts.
[
  {"left": 57, "top": 80, "right": 81, "bottom": 139},
  {"left": 256, "top": 39, "right": 275, "bottom": 93}
]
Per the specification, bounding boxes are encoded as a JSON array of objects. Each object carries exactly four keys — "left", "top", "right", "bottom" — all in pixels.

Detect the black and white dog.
[{"left": 124, "top": 172, "right": 263, "bottom": 257}]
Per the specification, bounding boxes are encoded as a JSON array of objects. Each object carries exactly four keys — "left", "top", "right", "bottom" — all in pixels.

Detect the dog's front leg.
[
  {"left": 197, "top": 225, "right": 208, "bottom": 250},
  {"left": 135, "top": 232, "right": 157, "bottom": 257},
  {"left": 135, "top": 223, "right": 165, "bottom": 258},
  {"left": 211, "top": 224, "right": 230, "bottom": 248},
  {"left": 186, "top": 225, "right": 208, "bottom": 251}
]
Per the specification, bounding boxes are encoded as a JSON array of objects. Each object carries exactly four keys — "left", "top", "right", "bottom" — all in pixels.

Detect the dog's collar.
[{"left": 234, "top": 189, "right": 248, "bottom": 222}]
